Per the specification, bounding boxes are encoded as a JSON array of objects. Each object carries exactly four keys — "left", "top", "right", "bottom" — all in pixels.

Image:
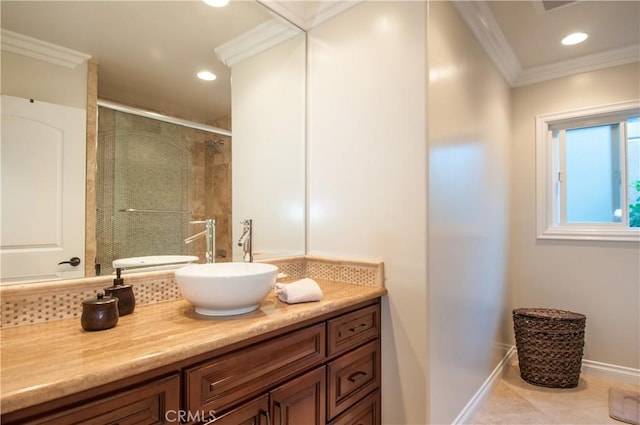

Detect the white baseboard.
[
  {"left": 451, "top": 346, "right": 517, "bottom": 425},
  {"left": 582, "top": 359, "right": 640, "bottom": 386}
]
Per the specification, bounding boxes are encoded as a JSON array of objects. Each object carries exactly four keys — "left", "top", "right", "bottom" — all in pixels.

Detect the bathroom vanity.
[{"left": 0, "top": 279, "right": 385, "bottom": 425}]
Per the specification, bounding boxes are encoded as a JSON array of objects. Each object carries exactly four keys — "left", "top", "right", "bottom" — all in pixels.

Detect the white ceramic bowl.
[{"left": 175, "top": 262, "right": 278, "bottom": 316}]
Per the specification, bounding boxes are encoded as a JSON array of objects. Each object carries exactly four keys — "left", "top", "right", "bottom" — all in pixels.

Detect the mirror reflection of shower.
[{"left": 95, "top": 102, "right": 232, "bottom": 276}]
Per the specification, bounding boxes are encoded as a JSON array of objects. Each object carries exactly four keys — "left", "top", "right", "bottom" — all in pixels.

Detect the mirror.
[{"left": 0, "top": 1, "right": 306, "bottom": 283}]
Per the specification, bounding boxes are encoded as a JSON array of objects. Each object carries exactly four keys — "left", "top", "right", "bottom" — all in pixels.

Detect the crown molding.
[
  {"left": 452, "top": 1, "right": 639, "bottom": 88},
  {"left": 215, "top": 19, "right": 300, "bottom": 66},
  {"left": 452, "top": 1, "right": 521, "bottom": 86},
  {"left": 259, "top": 0, "right": 362, "bottom": 31},
  {"left": 514, "top": 44, "right": 640, "bottom": 86},
  {"left": 1, "top": 29, "right": 90, "bottom": 68},
  {"left": 308, "top": 1, "right": 361, "bottom": 30}
]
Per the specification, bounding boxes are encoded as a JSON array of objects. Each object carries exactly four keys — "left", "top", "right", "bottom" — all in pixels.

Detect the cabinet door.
[
  {"left": 207, "top": 394, "right": 269, "bottom": 425},
  {"left": 270, "top": 366, "right": 326, "bottom": 425}
]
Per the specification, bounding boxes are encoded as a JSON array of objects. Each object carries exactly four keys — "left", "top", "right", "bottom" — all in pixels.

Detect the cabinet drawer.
[
  {"left": 327, "top": 340, "right": 381, "bottom": 421},
  {"left": 185, "top": 323, "right": 325, "bottom": 414},
  {"left": 327, "top": 304, "right": 380, "bottom": 357},
  {"left": 16, "top": 374, "right": 180, "bottom": 425},
  {"left": 329, "top": 389, "right": 380, "bottom": 425}
]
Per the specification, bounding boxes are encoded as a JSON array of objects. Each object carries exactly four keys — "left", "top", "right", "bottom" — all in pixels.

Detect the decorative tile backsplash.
[
  {"left": 0, "top": 256, "right": 384, "bottom": 328},
  {"left": 264, "top": 256, "right": 384, "bottom": 287},
  {"left": 0, "top": 272, "right": 182, "bottom": 328}
]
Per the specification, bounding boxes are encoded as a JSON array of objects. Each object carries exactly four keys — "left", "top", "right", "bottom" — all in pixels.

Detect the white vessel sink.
[{"left": 174, "top": 262, "right": 278, "bottom": 316}]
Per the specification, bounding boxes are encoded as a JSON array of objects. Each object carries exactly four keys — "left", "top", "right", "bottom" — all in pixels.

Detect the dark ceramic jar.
[{"left": 81, "top": 292, "right": 119, "bottom": 331}]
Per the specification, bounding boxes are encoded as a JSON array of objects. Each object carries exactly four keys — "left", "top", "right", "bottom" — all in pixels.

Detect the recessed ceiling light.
[
  {"left": 197, "top": 71, "right": 217, "bottom": 81},
  {"left": 203, "top": 0, "right": 229, "bottom": 7},
  {"left": 562, "top": 32, "right": 588, "bottom": 46}
]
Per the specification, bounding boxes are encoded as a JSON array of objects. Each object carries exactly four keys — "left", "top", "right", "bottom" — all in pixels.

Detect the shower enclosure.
[{"left": 95, "top": 105, "right": 231, "bottom": 275}]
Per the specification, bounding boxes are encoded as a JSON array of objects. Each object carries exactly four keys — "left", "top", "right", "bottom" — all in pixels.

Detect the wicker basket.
[{"left": 513, "top": 308, "right": 586, "bottom": 388}]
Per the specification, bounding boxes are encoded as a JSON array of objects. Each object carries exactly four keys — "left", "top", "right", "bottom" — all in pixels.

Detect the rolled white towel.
[{"left": 274, "top": 278, "right": 323, "bottom": 304}]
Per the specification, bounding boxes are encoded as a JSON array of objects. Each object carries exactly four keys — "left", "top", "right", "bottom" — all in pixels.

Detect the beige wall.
[
  {"left": 427, "top": 2, "right": 512, "bottom": 423},
  {"left": 308, "top": 1, "right": 512, "bottom": 423},
  {"left": 510, "top": 63, "right": 640, "bottom": 369},
  {"left": 1, "top": 50, "right": 87, "bottom": 108}
]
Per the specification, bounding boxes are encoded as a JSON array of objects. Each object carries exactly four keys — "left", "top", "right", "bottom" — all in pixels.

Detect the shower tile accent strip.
[{"left": 0, "top": 256, "right": 384, "bottom": 328}]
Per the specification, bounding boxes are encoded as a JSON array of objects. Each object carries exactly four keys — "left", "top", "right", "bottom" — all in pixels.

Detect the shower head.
[{"left": 204, "top": 139, "right": 224, "bottom": 154}]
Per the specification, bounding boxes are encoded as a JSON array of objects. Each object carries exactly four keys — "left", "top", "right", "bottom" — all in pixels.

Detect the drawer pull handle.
[
  {"left": 347, "top": 371, "right": 368, "bottom": 383},
  {"left": 209, "top": 382, "right": 215, "bottom": 391},
  {"left": 348, "top": 323, "right": 368, "bottom": 333}
]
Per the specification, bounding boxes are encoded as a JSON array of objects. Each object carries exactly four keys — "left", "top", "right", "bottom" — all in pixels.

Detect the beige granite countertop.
[{"left": 0, "top": 280, "right": 386, "bottom": 414}]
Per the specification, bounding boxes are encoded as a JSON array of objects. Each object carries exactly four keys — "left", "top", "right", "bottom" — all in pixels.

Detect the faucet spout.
[
  {"left": 237, "top": 219, "right": 253, "bottom": 262},
  {"left": 185, "top": 218, "right": 215, "bottom": 263}
]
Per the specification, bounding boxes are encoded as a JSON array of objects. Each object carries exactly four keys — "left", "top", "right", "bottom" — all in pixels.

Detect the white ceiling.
[
  {"left": 2, "top": 1, "right": 639, "bottom": 124},
  {"left": 1, "top": 0, "right": 282, "bottom": 124}
]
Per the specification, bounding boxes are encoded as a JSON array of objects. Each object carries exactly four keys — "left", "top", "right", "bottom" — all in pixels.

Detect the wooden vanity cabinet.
[
  {"left": 187, "top": 300, "right": 381, "bottom": 425},
  {"left": 1, "top": 299, "right": 382, "bottom": 425}
]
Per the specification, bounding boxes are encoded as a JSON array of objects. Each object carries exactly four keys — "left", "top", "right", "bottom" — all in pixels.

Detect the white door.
[{"left": 1, "top": 95, "right": 86, "bottom": 284}]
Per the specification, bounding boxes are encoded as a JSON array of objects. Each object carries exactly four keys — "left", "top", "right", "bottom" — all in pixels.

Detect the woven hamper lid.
[{"left": 513, "top": 308, "right": 585, "bottom": 321}]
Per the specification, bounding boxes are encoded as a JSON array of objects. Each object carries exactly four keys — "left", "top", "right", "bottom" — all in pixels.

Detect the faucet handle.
[{"left": 191, "top": 218, "right": 215, "bottom": 226}]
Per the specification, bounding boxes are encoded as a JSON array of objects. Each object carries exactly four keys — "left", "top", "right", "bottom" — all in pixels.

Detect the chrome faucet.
[
  {"left": 237, "top": 219, "right": 253, "bottom": 262},
  {"left": 185, "top": 218, "right": 215, "bottom": 263}
]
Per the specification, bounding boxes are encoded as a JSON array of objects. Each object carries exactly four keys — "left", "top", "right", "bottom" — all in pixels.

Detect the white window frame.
[{"left": 536, "top": 100, "right": 640, "bottom": 242}]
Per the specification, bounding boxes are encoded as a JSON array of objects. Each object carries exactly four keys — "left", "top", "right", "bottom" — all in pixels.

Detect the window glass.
[{"left": 565, "top": 124, "right": 620, "bottom": 223}]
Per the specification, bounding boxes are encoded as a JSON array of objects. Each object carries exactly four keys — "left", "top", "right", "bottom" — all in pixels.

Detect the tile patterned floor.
[{"left": 472, "top": 360, "right": 640, "bottom": 424}]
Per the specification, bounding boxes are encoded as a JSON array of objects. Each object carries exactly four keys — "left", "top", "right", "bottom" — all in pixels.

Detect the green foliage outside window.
[{"left": 630, "top": 180, "right": 640, "bottom": 228}]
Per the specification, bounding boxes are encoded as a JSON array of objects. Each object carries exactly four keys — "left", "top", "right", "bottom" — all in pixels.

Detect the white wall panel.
[
  {"left": 232, "top": 34, "right": 306, "bottom": 260},
  {"left": 427, "top": 2, "right": 512, "bottom": 423},
  {"left": 307, "top": 3, "right": 429, "bottom": 424}
]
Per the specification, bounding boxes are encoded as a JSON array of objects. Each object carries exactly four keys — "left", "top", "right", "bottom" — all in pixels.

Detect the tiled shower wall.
[{"left": 95, "top": 108, "right": 232, "bottom": 275}]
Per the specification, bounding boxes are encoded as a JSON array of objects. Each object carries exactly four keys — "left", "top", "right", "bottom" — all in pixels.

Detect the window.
[{"left": 536, "top": 101, "right": 640, "bottom": 241}]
